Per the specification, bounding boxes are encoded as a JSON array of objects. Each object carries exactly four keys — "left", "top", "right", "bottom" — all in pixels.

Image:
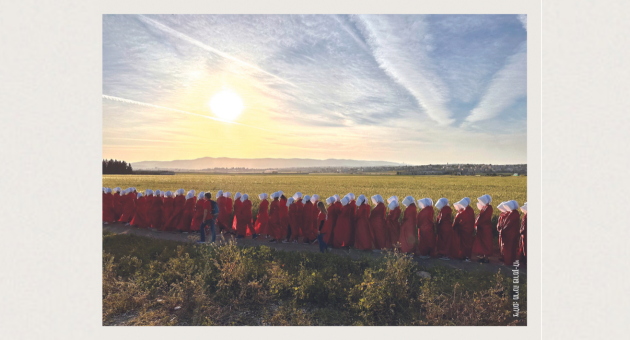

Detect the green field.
[{"left": 103, "top": 174, "right": 527, "bottom": 220}]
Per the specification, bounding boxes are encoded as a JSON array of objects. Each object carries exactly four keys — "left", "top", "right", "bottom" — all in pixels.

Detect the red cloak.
[
  {"left": 219, "top": 197, "right": 233, "bottom": 232},
  {"left": 312, "top": 201, "right": 321, "bottom": 239},
  {"left": 118, "top": 194, "right": 136, "bottom": 223},
  {"left": 519, "top": 213, "right": 527, "bottom": 258},
  {"left": 130, "top": 196, "right": 149, "bottom": 228},
  {"left": 255, "top": 199, "right": 269, "bottom": 235},
  {"left": 472, "top": 205, "right": 494, "bottom": 257},
  {"left": 269, "top": 199, "right": 282, "bottom": 240},
  {"left": 165, "top": 195, "right": 185, "bottom": 231},
  {"left": 353, "top": 204, "right": 373, "bottom": 250},
  {"left": 501, "top": 210, "right": 521, "bottom": 266},
  {"left": 237, "top": 200, "right": 254, "bottom": 236},
  {"left": 321, "top": 205, "right": 338, "bottom": 245},
  {"left": 113, "top": 193, "right": 123, "bottom": 221},
  {"left": 292, "top": 198, "right": 304, "bottom": 240},
  {"left": 190, "top": 198, "right": 205, "bottom": 231},
  {"left": 349, "top": 200, "right": 357, "bottom": 247},
  {"left": 399, "top": 204, "right": 417, "bottom": 254},
  {"left": 102, "top": 193, "right": 115, "bottom": 223},
  {"left": 161, "top": 196, "right": 174, "bottom": 231},
  {"left": 416, "top": 206, "right": 435, "bottom": 256},
  {"left": 385, "top": 206, "right": 401, "bottom": 250},
  {"left": 452, "top": 206, "right": 475, "bottom": 259},
  {"left": 435, "top": 206, "right": 453, "bottom": 256},
  {"left": 288, "top": 203, "right": 299, "bottom": 241},
  {"left": 150, "top": 196, "right": 164, "bottom": 230},
  {"left": 331, "top": 203, "right": 353, "bottom": 248},
  {"left": 497, "top": 212, "right": 509, "bottom": 256},
  {"left": 370, "top": 203, "right": 388, "bottom": 250},
  {"left": 279, "top": 197, "right": 289, "bottom": 239},
  {"left": 176, "top": 196, "right": 196, "bottom": 232},
  {"left": 302, "top": 200, "right": 315, "bottom": 241},
  {"left": 232, "top": 199, "right": 243, "bottom": 232}
]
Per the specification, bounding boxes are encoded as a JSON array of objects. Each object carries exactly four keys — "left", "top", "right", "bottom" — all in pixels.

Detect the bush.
[{"left": 103, "top": 232, "right": 526, "bottom": 326}]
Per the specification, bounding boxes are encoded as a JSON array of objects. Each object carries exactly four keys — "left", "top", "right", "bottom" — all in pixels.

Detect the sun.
[{"left": 208, "top": 90, "right": 243, "bottom": 121}]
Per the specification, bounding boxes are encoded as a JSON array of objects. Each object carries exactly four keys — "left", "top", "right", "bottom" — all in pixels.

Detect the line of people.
[{"left": 102, "top": 187, "right": 527, "bottom": 266}]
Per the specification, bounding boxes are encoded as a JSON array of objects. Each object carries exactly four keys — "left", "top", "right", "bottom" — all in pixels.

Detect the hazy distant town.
[{"left": 140, "top": 164, "right": 527, "bottom": 176}]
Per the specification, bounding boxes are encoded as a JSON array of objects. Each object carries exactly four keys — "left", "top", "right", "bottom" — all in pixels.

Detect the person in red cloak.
[
  {"left": 519, "top": 202, "right": 527, "bottom": 263},
  {"left": 500, "top": 200, "right": 522, "bottom": 266},
  {"left": 112, "top": 187, "right": 123, "bottom": 221},
  {"left": 119, "top": 189, "right": 136, "bottom": 225},
  {"left": 416, "top": 198, "right": 435, "bottom": 259},
  {"left": 130, "top": 192, "right": 150, "bottom": 228},
  {"left": 332, "top": 197, "right": 353, "bottom": 249},
  {"left": 320, "top": 197, "right": 338, "bottom": 247},
  {"left": 165, "top": 189, "right": 185, "bottom": 232},
  {"left": 452, "top": 197, "right": 476, "bottom": 262},
  {"left": 161, "top": 191, "right": 175, "bottom": 232},
  {"left": 385, "top": 197, "right": 400, "bottom": 250},
  {"left": 176, "top": 190, "right": 196, "bottom": 233},
  {"left": 399, "top": 196, "right": 418, "bottom": 255},
  {"left": 255, "top": 193, "right": 270, "bottom": 237},
  {"left": 218, "top": 192, "right": 232, "bottom": 234},
  {"left": 102, "top": 188, "right": 116, "bottom": 224},
  {"left": 268, "top": 192, "right": 282, "bottom": 243},
  {"left": 150, "top": 190, "right": 165, "bottom": 231},
  {"left": 214, "top": 190, "right": 224, "bottom": 231},
  {"left": 290, "top": 192, "right": 305, "bottom": 243},
  {"left": 434, "top": 198, "right": 453, "bottom": 260},
  {"left": 301, "top": 195, "right": 314, "bottom": 243},
  {"left": 345, "top": 193, "right": 357, "bottom": 247},
  {"left": 472, "top": 194, "right": 494, "bottom": 263},
  {"left": 310, "top": 195, "right": 321, "bottom": 242},
  {"left": 236, "top": 194, "right": 257, "bottom": 239},
  {"left": 353, "top": 195, "right": 373, "bottom": 251},
  {"left": 286, "top": 197, "right": 298, "bottom": 242},
  {"left": 279, "top": 192, "right": 289, "bottom": 242},
  {"left": 190, "top": 192, "right": 206, "bottom": 232},
  {"left": 232, "top": 192, "right": 243, "bottom": 234},
  {"left": 496, "top": 201, "right": 510, "bottom": 261},
  {"left": 369, "top": 195, "right": 388, "bottom": 251}
]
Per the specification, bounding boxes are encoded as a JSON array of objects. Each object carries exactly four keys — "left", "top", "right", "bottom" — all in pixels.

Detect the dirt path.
[{"left": 102, "top": 223, "right": 526, "bottom": 276}]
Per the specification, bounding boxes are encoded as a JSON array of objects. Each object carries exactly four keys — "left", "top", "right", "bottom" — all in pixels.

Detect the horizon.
[{"left": 103, "top": 14, "right": 527, "bottom": 164}]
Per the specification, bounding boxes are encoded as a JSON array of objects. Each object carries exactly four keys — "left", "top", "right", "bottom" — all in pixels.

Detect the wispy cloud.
[
  {"left": 465, "top": 42, "right": 527, "bottom": 124},
  {"left": 136, "top": 15, "right": 300, "bottom": 89},
  {"left": 517, "top": 14, "right": 527, "bottom": 31},
  {"left": 353, "top": 15, "right": 454, "bottom": 126}
]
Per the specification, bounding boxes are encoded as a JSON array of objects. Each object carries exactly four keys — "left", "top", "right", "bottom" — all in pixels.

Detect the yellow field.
[{"left": 103, "top": 173, "right": 526, "bottom": 219}]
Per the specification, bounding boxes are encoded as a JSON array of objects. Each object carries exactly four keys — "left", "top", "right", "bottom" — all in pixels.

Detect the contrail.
[
  {"left": 102, "top": 94, "right": 279, "bottom": 133},
  {"left": 136, "top": 15, "right": 300, "bottom": 89}
]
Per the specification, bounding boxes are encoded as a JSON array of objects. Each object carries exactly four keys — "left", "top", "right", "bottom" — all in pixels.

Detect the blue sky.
[{"left": 103, "top": 14, "right": 527, "bottom": 164}]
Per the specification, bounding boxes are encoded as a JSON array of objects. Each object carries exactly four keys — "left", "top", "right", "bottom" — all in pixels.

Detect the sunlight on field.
[{"left": 103, "top": 174, "right": 526, "bottom": 219}]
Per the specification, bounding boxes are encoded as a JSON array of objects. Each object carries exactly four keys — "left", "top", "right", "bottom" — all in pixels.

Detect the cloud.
[
  {"left": 135, "top": 15, "right": 300, "bottom": 89},
  {"left": 464, "top": 42, "right": 527, "bottom": 124},
  {"left": 352, "top": 15, "right": 454, "bottom": 125},
  {"left": 517, "top": 14, "right": 527, "bottom": 31}
]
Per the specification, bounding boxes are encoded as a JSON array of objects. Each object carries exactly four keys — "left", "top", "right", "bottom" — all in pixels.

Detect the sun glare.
[{"left": 209, "top": 90, "right": 244, "bottom": 121}]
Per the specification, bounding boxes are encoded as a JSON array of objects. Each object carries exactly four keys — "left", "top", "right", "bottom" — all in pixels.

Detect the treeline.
[{"left": 103, "top": 159, "right": 133, "bottom": 174}]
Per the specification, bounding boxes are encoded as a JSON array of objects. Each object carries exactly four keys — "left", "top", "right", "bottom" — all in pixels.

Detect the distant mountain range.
[{"left": 131, "top": 157, "right": 402, "bottom": 170}]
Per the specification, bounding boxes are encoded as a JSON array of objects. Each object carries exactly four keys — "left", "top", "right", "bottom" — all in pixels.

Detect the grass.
[
  {"left": 103, "top": 231, "right": 527, "bottom": 326},
  {"left": 103, "top": 173, "right": 526, "bottom": 221}
]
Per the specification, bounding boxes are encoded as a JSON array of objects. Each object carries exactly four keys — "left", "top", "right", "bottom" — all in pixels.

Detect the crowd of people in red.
[{"left": 103, "top": 187, "right": 527, "bottom": 266}]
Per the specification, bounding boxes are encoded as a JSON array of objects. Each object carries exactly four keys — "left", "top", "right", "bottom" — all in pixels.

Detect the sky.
[{"left": 103, "top": 14, "right": 527, "bottom": 165}]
